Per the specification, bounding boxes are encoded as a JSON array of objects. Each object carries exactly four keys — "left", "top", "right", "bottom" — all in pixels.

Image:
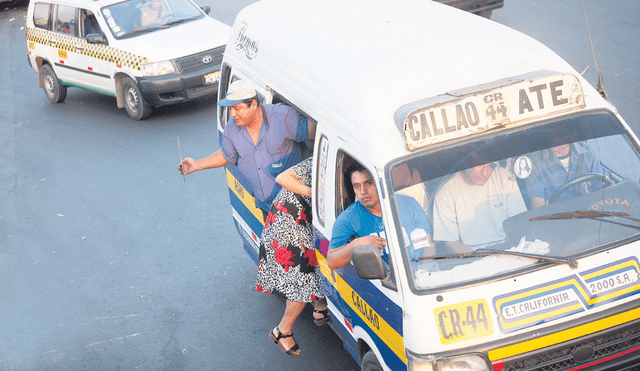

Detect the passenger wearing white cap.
[{"left": 178, "top": 80, "right": 316, "bottom": 213}]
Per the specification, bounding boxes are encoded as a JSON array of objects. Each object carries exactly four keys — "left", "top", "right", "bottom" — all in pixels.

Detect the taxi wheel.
[
  {"left": 362, "top": 350, "right": 383, "bottom": 371},
  {"left": 41, "top": 64, "right": 67, "bottom": 103},
  {"left": 122, "top": 77, "right": 152, "bottom": 120}
]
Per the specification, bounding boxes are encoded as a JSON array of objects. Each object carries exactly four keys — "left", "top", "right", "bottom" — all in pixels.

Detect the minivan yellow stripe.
[
  {"left": 488, "top": 307, "right": 640, "bottom": 361},
  {"left": 225, "top": 169, "right": 265, "bottom": 224},
  {"left": 317, "top": 253, "right": 406, "bottom": 363}
]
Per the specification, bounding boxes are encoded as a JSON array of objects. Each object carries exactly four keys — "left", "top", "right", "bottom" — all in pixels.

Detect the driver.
[
  {"left": 140, "top": 0, "right": 164, "bottom": 26},
  {"left": 524, "top": 141, "right": 612, "bottom": 208}
]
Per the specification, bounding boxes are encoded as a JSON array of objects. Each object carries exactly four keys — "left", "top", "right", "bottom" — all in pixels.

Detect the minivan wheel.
[
  {"left": 41, "top": 64, "right": 67, "bottom": 103},
  {"left": 362, "top": 350, "right": 383, "bottom": 371},
  {"left": 122, "top": 77, "right": 152, "bottom": 120}
]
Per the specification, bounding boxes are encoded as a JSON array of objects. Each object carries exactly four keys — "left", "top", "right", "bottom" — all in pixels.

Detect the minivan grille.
[
  {"left": 502, "top": 322, "right": 640, "bottom": 371},
  {"left": 174, "top": 46, "right": 224, "bottom": 74}
]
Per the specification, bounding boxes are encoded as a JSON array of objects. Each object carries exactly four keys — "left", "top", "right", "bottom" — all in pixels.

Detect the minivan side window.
[
  {"left": 54, "top": 5, "right": 78, "bottom": 36},
  {"left": 315, "top": 135, "right": 329, "bottom": 227},
  {"left": 33, "top": 2, "right": 52, "bottom": 29},
  {"left": 335, "top": 151, "right": 357, "bottom": 216},
  {"left": 334, "top": 153, "right": 396, "bottom": 287}
]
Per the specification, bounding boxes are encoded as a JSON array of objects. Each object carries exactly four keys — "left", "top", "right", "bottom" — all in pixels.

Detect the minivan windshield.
[
  {"left": 101, "top": 0, "right": 203, "bottom": 39},
  {"left": 389, "top": 111, "right": 640, "bottom": 291}
]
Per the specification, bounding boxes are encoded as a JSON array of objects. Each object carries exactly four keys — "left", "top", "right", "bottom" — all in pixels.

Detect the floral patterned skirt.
[{"left": 254, "top": 190, "right": 325, "bottom": 303}]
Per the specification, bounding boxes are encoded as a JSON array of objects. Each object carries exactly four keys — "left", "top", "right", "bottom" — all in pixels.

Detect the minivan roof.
[{"left": 226, "top": 0, "right": 603, "bottom": 166}]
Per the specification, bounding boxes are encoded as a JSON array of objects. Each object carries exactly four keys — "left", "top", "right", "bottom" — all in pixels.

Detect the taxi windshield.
[
  {"left": 389, "top": 111, "right": 640, "bottom": 291},
  {"left": 101, "top": 0, "right": 203, "bottom": 39}
]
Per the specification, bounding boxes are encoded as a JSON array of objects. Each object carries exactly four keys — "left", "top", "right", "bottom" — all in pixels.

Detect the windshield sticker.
[
  {"left": 434, "top": 298, "right": 494, "bottom": 345},
  {"left": 493, "top": 256, "right": 640, "bottom": 333},
  {"left": 403, "top": 74, "right": 585, "bottom": 150},
  {"left": 234, "top": 22, "right": 258, "bottom": 60},
  {"left": 513, "top": 156, "right": 532, "bottom": 179}
]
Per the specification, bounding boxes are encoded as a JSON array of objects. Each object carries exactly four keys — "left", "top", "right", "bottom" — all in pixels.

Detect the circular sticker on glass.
[{"left": 513, "top": 156, "right": 532, "bottom": 179}]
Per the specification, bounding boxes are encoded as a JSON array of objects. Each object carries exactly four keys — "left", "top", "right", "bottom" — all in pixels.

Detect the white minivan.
[
  {"left": 26, "top": 0, "right": 230, "bottom": 120},
  {"left": 218, "top": 1, "right": 640, "bottom": 370}
]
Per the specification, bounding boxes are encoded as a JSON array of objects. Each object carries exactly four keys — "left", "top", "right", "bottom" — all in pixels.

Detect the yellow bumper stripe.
[{"left": 489, "top": 306, "right": 640, "bottom": 360}]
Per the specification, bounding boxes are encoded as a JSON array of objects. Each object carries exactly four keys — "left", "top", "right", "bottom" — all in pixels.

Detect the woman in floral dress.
[{"left": 254, "top": 157, "right": 327, "bottom": 357}]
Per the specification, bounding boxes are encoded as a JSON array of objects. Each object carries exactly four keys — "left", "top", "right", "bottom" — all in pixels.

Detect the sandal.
[
  {"left": 313, "top": 308, "right": 330, "bottom": 326},
  {"left": 268, "top": 326, "right": 301, "bottom": 357}
]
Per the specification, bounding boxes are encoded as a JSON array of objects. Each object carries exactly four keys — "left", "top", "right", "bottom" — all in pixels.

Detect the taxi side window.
[
  {"left": 33, "top": 2, "right": 52, "bottom": 29},
  {"left": 80, "top": 10, "right": 104, "bottom": 37},
  {"left": 54, "top": 4, "right": 78, "bottom": 36}
]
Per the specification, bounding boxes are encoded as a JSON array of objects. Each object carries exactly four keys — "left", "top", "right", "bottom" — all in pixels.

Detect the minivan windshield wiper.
[
  {"left": 118, "top": 25, "right": 169, "bottom": 38},
  {"left": 530, "top": 210, "right": 640, "bottom": 230},
  {"left": 413, "top": 249, "right": 578, "bottom": 268}
]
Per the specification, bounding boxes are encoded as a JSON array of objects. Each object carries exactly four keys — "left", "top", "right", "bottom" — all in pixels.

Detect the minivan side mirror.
[
  {"left": 200, "top": 5, "right": 211, "bottom": 14},
  {"left": 352, "top": 244, "right": 387, "bottom": 280},
  {"left": 86, "top": 33, "right": 107, "bottom": 45}
]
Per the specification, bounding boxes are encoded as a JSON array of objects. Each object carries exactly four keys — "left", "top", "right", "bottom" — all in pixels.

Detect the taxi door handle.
[
  {"left": 75, "top": 45, "right": 84, "bottom": 52},
  {"left": 49, "top": 39, "right": 57, "bottom": 45}
]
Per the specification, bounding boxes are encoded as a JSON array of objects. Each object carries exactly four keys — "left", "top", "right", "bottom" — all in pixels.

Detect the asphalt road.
[
  {"left": 1, "top": 3, "right": 358, "bottom": 370},
  {"left": 1, "top": 1, "right": 638, "bottom": 370}
]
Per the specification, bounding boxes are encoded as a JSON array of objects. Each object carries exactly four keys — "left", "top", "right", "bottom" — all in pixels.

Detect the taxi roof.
[{"left": 226, "top": 0, "right": 607, "bottom": 166}]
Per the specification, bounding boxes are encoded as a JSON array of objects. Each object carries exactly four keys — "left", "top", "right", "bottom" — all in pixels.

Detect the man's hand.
[
  {"left": 178, "top": 157, "right": 198, "bottom": 175},
  {"left": 327, "top": 235, "right": 387, "bottom": 270},
  {"left": 354, "top": 235, "right": 387, "bottom": 251}
]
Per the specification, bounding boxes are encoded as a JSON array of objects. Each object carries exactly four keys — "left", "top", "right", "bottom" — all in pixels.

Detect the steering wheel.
[{"left": 547, "top": 173, "right": 613, "bottom": 204}]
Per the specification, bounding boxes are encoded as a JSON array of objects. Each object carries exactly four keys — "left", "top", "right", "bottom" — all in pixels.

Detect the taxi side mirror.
[
  {"left": 352, "top": 244, "right": 387, "bottom": 280},
  {"left": 86, "top": 34, "right": 108, "bottom": 45},
  {"left": 200, "top": 5, "right": 211, "bottom": 14}
]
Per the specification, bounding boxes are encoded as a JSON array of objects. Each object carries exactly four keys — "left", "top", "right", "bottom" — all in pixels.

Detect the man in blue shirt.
[
  {"left": 327, "top": 163, "right": 433, "bottom": 270},
  {"left": 179, "top": 80, "right": 315, "bottom": 213},
  {"left": 524, "top": 142, "right": 611, "bottom": 208}
]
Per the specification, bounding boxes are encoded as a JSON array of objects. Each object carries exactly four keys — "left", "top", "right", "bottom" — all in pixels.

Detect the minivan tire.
[
  {"left": 361, "top": 350, "right": 383, "bottom": 371},
  {"left": 122, "top": 77, "right": 152, "bottom": 120},
  {"left": 41, "top": 64, "right": 67, "bottom": 103}
]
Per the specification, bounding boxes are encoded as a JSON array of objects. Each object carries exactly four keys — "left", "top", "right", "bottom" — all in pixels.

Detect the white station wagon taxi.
[
  {"left": 218, "top": 0, "right": 640, "bottom": 370},
  {"left": 26, "top": 0, "right": 230, "bottom": 120}
]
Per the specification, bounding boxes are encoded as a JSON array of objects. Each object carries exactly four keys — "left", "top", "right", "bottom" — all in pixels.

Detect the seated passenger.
[
  {"left": 523, "top": 142, "right": 612, "bottom": 208},
  {"left": 433, "top": 160, "right": 527, "bottom": 254},
  {"left": 327, "top": 163, "right": 434, "bottom": 270}
]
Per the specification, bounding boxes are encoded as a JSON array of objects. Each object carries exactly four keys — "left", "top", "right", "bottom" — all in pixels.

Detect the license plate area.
[{"left": 204, "top": 71, "right": 220, "bottom": 86}]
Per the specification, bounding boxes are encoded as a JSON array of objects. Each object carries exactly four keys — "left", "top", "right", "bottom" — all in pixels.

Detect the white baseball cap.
[{"left": 217, "top": 80, "right": 257, "bottom": 107}]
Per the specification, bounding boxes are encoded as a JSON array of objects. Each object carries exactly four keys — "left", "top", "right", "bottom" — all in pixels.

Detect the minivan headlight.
[
  {"left": 408, "top": 354, "right": 490, "bottom": 371},
  {"left": 141, "top": 60, "right": 175, "bottom": 77}
]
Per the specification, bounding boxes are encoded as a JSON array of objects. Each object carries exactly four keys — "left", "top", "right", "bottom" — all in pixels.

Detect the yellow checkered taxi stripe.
[{"left": 27, "top": 27, "right": 148, "bottom": 70}]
